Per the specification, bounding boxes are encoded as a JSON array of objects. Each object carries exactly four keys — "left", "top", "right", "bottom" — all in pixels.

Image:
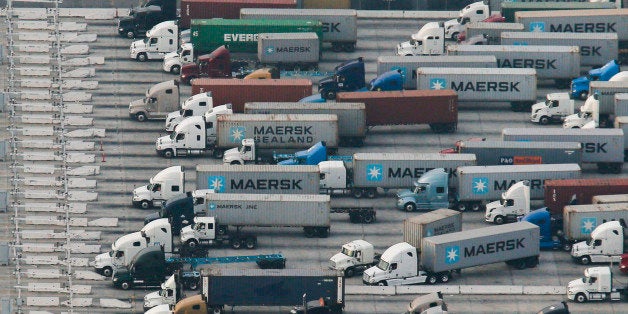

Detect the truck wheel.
[
  {"left": 317, "top": 227, "right": 329, "bottom": 238},
  {"left": 426, "top": 275, "right": 437, "bottom": 285},
  {"left": 562, "top": 242, "right": 572, "bottom": 252},
  {"left": 120, "top": 281, "right": 132, "bottom": 290},
  {"left": 515, "top": 259, "right": 527, "bottom": 270},
  {"left": 366, "top": 189, "right": 377, "bottom": 199},
  {"left": 404, "top": 203, "right": 416, "bottom": 212},
  {"left": 451, "top": 32, "right": 460, "bottom": 41},
  {"left": 230, "top": 161, "right": 241, "bottom": 165},
  {"left": 438, "top": 273, "right": 450, "bottom": 283},
  {"left": 526, "top": 257, "right": 538, "bottom": 268},
  {"left": 230, "top": 239, "right": 243, "bottom": 250},
  {"left": 245, "top": 237, "right": 256, "bottom": 249},
  {"left": 343, "top": 43, "right": 355, "bottom": 52},
  {"left": 456, "top": 203, "right": 467, "bottom": 212},
  {"left": 494, "top": 215, "right": 505, "bottom": 225},
  {"left": 322, "top": 89, "right": 336, "bottom": 100},
  {"left": 575, "top": 293, "right": 588, "bottom": 303},
  {"left": 303, "top": 227, "right": 316, "bottom": 238},
  {"left": 126, "top": 30, "right": 135, "bottom": 39},
  {"left": 331, "top": 43, "right": 342, "bottom": 52},
  {"left": 470, "top": 203, "right": 482, "bottom": 212},
  {"left": 170, "top": 65, "right": 180, "bottom": 74},
  {"left": 377, "top": 281, "right": 387, "bottom": 286},
  {"left": 102, "top": 266, "right": 113, "bottom": 277},
  {"left": 212, "top": 306, "right": 223, "bottom": 314},
  {"left": 186, "top": 239, "right": 198, "bottom": 249},
  {"left": 362, "top": 212, "right": 375, "bottom": 224},
  {"left": 162, "top": 149, "right": 174, "bottom": 159},
  {"left": 580, "top": 256, "right": 591, "bottom": 265},
  {"left": 344, "top": 268, "right": 355, "bottom": 278},
  {"left": 140, "top": 200, "right": 150, "bottom": 209},
  {"left": 539, "top": 116, "right": 550, "bottom": 125},
  {"left": 212, "top": 149, "right": 224, "bottom": 159},
  {"left": 578, "top": 91, "right": 588, "bottom": 101},
  {"left": 137, "top": 53, "right": 148, "bottom": 62},
  {"left": 135, "top": 112, "right": 147, "bottom": 122},
  {"left": 186, "top": 279, "right": 199, "bottom": 290},
  {"left": 351, "top": 189, "right": 364, "bottom": 199}
]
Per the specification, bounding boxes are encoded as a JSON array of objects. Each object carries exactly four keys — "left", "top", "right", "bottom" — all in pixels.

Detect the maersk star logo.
[
  {"left": 229, "top": 126, "right": 246, "bottom": 143},
  {"left": 530, "top": 22, "right": 545, "bottom": 32},
  {"left": 366, "top": 164, "right": 383, "bottom": 182},
  {"left": 581, "top": 217, "right": 597, "bottom": 234},
  {"left": 207, "top": 176, "right": 225, "bottom": 193},
  {"left": 472, "top": 177, "right": 489, "bottom": 194},
  {"left": 208, "top": 203, "right": 216, "bottom": 211},
  {"left": 445, "top": 246, "right": 460, "bottom": 264},
  {"left": 430, "top": 78, "right": 446, "bottom": 90},
  {"left": 265, "top": 46, "right": 274, "bottom": 54}
]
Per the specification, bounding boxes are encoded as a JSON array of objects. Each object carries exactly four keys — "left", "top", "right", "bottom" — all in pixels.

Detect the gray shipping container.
[
  {"left": 465, "top": 22, "right": 524, "bottom": 45},
  {"left": 457, "top": 140, "right": 582, "bottom": 166},
  {"left": 514, "top": 9, "right": 628, "bottom": 41},
  {"left": 196, "top": 164, "right": 320, "bottom": 194},
  {"left": 415, "top": 67, "right": 537, "bottom": 111},
  {"left": 376, "top": 56, "right": 497, "bottom": 90},
  {"left": 420, "top": 222, "right": 540, "bottom": 273},
  {"left": 244, "top": 102, "right": 366, "bottom": 144},
  {"left": 403, "top": 209, "right": 462, "bottom": 249},
  {"left": 500, "top": 32, "right": 618, "bottom": 67},
  {"left": 456, "top": 164, "right": 581, "bottom": 202},
  {"left": 446, "top": 45, "right": 580, "bottom": 83},
  {"left": 257, "top": 33, "right": 320, "bottom": 66},
  {"left": 562, "top": 203, "right": 628, "bottom": 241},
  {"left": 615, "top": 116, "right": 628, "bottom": 156},
  {"left": 240, "top": 8, "right": 358, "bottom": 45},
  {"left": 196, "top": 193, "right": 330, "bottom": 228},
  {"left": 592, "top": 194, "right": 628, "bottom": 204},
  {"left": 501, "top": 128, "right": 625, "bottom": 164},
  {"left": 215, "top": 114, "right": 339, "bottom": 150},
  {"left": 589, "top": 81, "right": 628, "bottom": 115},
  {"left": 351, "top": 153, "right": 477, "bottom": 189},
  {"left": 615, "top": 94, "right": 628, "bottom": 118}
]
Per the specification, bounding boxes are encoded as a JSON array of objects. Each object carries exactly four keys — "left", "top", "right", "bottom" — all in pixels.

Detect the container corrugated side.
[
  {"left": 501, "top": 2, "right": 616, "bottom": 22},
  {"left": 614, "top": 94, "right": 628, "bottom": 117},
  {"left": 563, "top": 203, "right": 628, "bottom": 240},
  {"left": 403, "top": 209, "right": 462, "bottom": 249},
  {"left": 257, "top": 33, "right": 320, "bottom": 64},
  {"left": 543, "top": 178, "right": 628, "bottom": 216},
  {"left": 592, "top": 194, "right": 628, "bottom": 204},
  {"left": 458, "top": 141, "right": 582, "bottom": 166},
  {"left": 181, "top": 0, "right": 297, "bottom": 29}
]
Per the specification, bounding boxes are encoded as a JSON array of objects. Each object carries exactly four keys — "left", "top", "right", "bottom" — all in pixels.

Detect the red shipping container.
[
  {"left": 336, "top": 90, "right": 458, "bottom": 133},
  {"left": 180, "top": 0, "right": 297, "bottom": 29},
  {"left": 544, "top": 178, "right": 628, "bottom": 216},
  {"left": 192, "top": 78, "right": 312, "bottom": 113}
]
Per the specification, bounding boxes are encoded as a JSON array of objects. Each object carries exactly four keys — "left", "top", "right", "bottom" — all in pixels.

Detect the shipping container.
[
  {"left": 195, "top": 193, "right": 330, "bottom": 228},
  {"left": 335, "top": 90, "right": 458, "bottom": 133},
  {"left": 244, "top": 102, "right": 366, "bottom": 145},
  {"left": 615, "top": 94, "right": 628, "bottom": 118},
  {"left": 190, "top": 19, "right": 323, "bottom": 54},
  {"left": 257, "top": 33, "right": 320, "bottom": 68},
  {"left": 446, "top": 45, "right": 580, "bottom": 87},
  {"left": 298, "top": 0, "right": 350, "bottom": 9},
  {"left": 457, "top": 140, "right": 582, "bottom": 166},
  {"left": 195, "top": 164, "right": 320, "bottom": 194},
  {"left": 180, "top": 0, "right": 297, "bottom": 29},
  {"left": 501, "top": 2, "right": 617, "bottom": 23},
  {"left": 486, "top": 0, "right": 605, "bottom": 14},
  {"left": 500, "top": 32, "right": 618, "bottom": 67},
  {"left": 589, "top": 81, "right": 628, "bottom": 118},
  {"left": 352, "top": 153, "right": 477, "bottom": 189},
  {"left": 241, "top": 8, "right": 357, "bottom": 51},
  {"left": 501, "top": 128, "right": 625, "bottom": 173},
  {"left": 593, "top": 194, "right": 628, "bottom": 205},
  {"left": 403, "top": 209, "right": 462, "bottom": 249},
  {"left": 415, "top": 67, "right": 537, "bottom": 111},
  {"left": 543, "top": 178, "right": 628, "bottom": 216},
  {"left": 514, "top": 9, "right": 628, "bottom": 41},
  {"left": 456, "top": 164, "right": 581, "bottom": 202},
  {"left": 376, "top": 56, "right": 497, "bottom": 90},
  {"left": 615, "top": 116, "right": 628, "bottom": 159},
  {"left": 465, "top": 22, "right": 524, "bottom": 45},
  {"left": 197, "top": 268, "right": 344, "bottom": 310},
  {"left": 563, "top": 203, "right": 628, "bottom": 241},
  {"left": 192, "top": 79, "right": 312, "bottom": 113},
  {"left": 420, "top": 222, "right": 540, "bottom": 273}
]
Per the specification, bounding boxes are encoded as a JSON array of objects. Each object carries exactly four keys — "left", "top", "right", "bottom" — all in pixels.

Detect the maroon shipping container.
[
  {"left": 335, "top": 90, "right": 458, "bottom": 133},
  {"left": 544, "top": 178, "right": 628, "bottom": 216},
  {"left": 192, "top": 78, "right": 312, "bottom": 113},
  {"left": 180, "top": 0, "right": 297, "bottom": 29}
]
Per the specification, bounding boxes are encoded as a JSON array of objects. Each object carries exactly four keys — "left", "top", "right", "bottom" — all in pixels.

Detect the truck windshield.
[
  {"left": 341, "top": 247, "right": 355, "bottom": 257},
  {"left": 413, "top": 185, "right": 427, "bottom": 194},
  {"left": 410, "top": 39, "right": 421, "bottom": 46},
  {"left": 377, "top": 259, "right": 390, "bottom": 271},
  {"left": 146, "top": 183, "right": 154, "bottom": 190},
  {"left": 169, "top": 132, "right": 177, "bottom": 140},
  {"left": 143, "top": 37, "right": 149, "bottom": 44}
]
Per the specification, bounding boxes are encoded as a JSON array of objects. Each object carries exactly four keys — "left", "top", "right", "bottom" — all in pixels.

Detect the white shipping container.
[
  {"left": 615, "top": 94, "right": 628, "bottom": 118},
  {"left": 257, "top": 32, "right": 319, "bottom": 67},
  {"left": 403, "top": 209, "right": 462, "bottom": 249}
]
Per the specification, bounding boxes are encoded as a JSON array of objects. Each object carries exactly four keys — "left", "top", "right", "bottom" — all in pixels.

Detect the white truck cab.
[
  {"left": 144, "top": 304, "right": 172, "bottom": 314},
  {"left": 131, "top": 20, "right": 178, "bottom": 62},
  {"left": 129, "top": 79, "right": 180, "bottom": 122},
  {"left": 485, "top": 181, "right": 530, "bottom": 225},
  {"left": 330, "top": 240, "right": 377, "bottom": 278},
  {"left": 141, "top": 218, "right": 174, "bottom": 255},
  {"left": 563, "top": 94, "right": 600, "bottom": 129},
  {"left": 318, "top": 160, "right": 348, "bottom": 195},
  {"left": 567, "top": 266, "right": 623, "bottom": 302},
  {"left": 530, "top": 93, "right": 575, "bottom": 125},
  {"left": 571, "top": 221, "right": 625, "bottom": 265},
  {"left": 132, "top": 165, "right": 185, "bottom": 209},
  {"left": 163, "top": 42, "right": 194, "bottom": 74},
  {"left": 91, "top": 231, "right": 147, "bottom": 277},
  {"left": 362, "top": 242, "right": 428, "bottom": 286},
  {"left": 165, "top": 92, "right": 213, "bottom": 132},
  {"left": 405, "top": 292, "right": 448, "bottom": 314},
  {"left": 397, "top": 22, "right": 445, "bottom": 56},
  {"left": 144, "top": 274, "right": 177, "bottom": 311},
  {"left": 444, "top": 1, "right": 489, "bottom": 40},
  {"left": 180, "top": 217, "right": 218, "bottom": 248},
  {"left": 222, "top": 138, "right": 257, "bottom": 165}
]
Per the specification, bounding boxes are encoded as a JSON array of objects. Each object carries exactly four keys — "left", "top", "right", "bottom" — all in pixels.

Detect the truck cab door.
[
  {"left": 175, "top": 133, "right": 186, "bottom": 148},
  {"left": 158, "top": 88, "right": 175, "bottom": 113},
  {"left": 181, "top": 49, "right": 192, "bottom": 63},
  {"left": 151, "top": 183, "right": 163, "bottom": 201},
  {"left": 206, "top": 221, "right": 216, "bottom": 240},
  {"left": 148, "top": 37, "right": 158, "bottom": 54}
]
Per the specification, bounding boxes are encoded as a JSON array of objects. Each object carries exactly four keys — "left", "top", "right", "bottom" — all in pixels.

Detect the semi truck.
[
  {"left": 461, "top": 21, "right": 523, "bottom": 45},
  {"left": 543, "top": 178, "right": 628, "bottom": 216},
  {"left": 117, "top": 0, "right": 176, "bottom": 38},
  {"left": 132, "top": 165, "right": 185, "bottom": 209},
  {"left": 335, "top": 90, "right": 459, "bottom": 133},
  {"left": 446, "top": 44, "right": 580, "bottom": 88},
  {"left": 376, "top": 55, "right": 497, "bottom": 90},
  {"left": 129, "top": 79, "right": 180, "bottom": 122},
  {"left": 520, "top": 208, "right": 567, "bottom": 250},
  {"left": 91, "top": 231, "right": 146, "bottom": 277},
  {"left": 443, "top": 1, "right": 491, "bottom": 41},
  {"left": 501, "top": 2, "right": 617, "bottom": 23},
  {"left": 244, "top": 102, "right": 367, "bottom": 147},
  {"left": 179, "top": 0, "right": 297, "bottom": 29},
  {"left": 530, "top": 93, "right": 575, "bottom": 125},
  {"left": 566, "top": 81, "right": 628, "bottom": 128},
  {"left": 484, "top": 181, "right": 532, "bottom": 225},
  {"left": 570, "top": 60, "right": 621, "bottom": 101},
  {"left": 397, "top": 164, "right": 581, "bottom": 212},
  {"left": 191, "top": 78, "right": 312, "bottom": 113},
  {"left": 329, "top": 240, "right": 381, "bottom": 278},
  {"left": 500, "top": 32, "right": 618, "bottom": 68},
  {"left": 362, "top": 222, "right": 540, "bottom": 286},
  {"left": 567, "top": 266, "right": 628, "bottom": 303},
  {"left": 164, "top": 92, "right": 213, "bottom": 132},
  {"left": 568, "top": 209, "right": 628, "bottom": 264},
  {"left": 270, "top": 141, "right": 353, "bottom": 166},
  {"left": 415, "top": 67, "right": 537, "bottom": 112},
  {"left": 443, "top": 140, "right": 582, "bottom": 166},
  {"left": 319, "top": 153, "right": 477, "bottom": 199},
  {"left": 157, "top": 112, "right": 338, "bottom": 159},
  {"left": 130, "top": 20, "right": 179, "bottom": 62},
  {"left": 172, "top": 268, "right": 344, "bottom": 314},
  {"left": 240, "top": 8, "right": 358, "bottom": 52},
  {"left": 501, "top": 128, "right": 625, "bottom": 174},
  {"left": 396, "top": 22, "right": 445, "bottom": 56}
]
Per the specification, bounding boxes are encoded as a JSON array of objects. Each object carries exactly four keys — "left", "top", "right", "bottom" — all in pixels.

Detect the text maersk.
[
  {"left": 494, "top": 179, "right": 544, "bottom": 191},
  {"left": 451, "top": 81, "right": 520, "bottom": 92},
  {"left": 230, "top": 179, "right": 302, "bottom": 190},
  {"left": 275, "top": 46, "right": 311, "bottom": 53},
  {"left": 497, "top": 59, "right": 556, "bottom": 69},
  {"left": 464, "top": 238, "right": 525, "bottom": 257},
  {"left": 388, "top": 167, "right": 459, "bottom": 178},
  {"left": 253, "top": 125, "right": 315, "bottom": 145},
  {"left": 549, "top": 23, "right": 616, "bottom": 33}
]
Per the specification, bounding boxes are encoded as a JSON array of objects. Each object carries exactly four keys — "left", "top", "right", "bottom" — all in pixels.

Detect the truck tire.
[
  {"left": 317, "top": 227, "right": 329, "bottom": 238},
  {"left": 361, "top": 212, "right": 375, "bottom": 224},
  {"left": 451, "top": 32, "right": 460, "bottom": 40},
  {"left": 162, "top": 149, "right": 174, "bottom": 159},
  {"left": 137, "top": 53, "right": 148, "bottom": 62},
  {"left": 212, "top": 149, "right": 224, "bottom": 159},
  {"left": 230, "top": 239, "right": 243, "bottom": 250},
  {"left": 351, "top": 189, "right": 364, "bottom": 199},
  {"left": 366, "top": 188, "right": 377, "bottom": 199},
  {"left": 343, "top": 43, "right": 355, "bottom": 52},
  {"left": 135, "top": 112, "right": 147, "bottom": 122},
  {"left": 245, "top": 237, "right": 256, "bottom": 249},
  {"left": 140, "top": 200, "right": 150, "bottom": 209},
  {"left": 494, "top": 215, "right": 505, "bottom": 225},
  {"left": 102, "top": 266, "right": 113, "bottom": 277},
  {"left": 575, "top": 293, "right": 588, "bottom": 303},
  {"left": 377, "top": 281, "right": 387, "bottom": 286},
  {"left": 456, "top": 202, "right": 467, "bottom": 212},
  {"left": 230, "top": 160, "right": 241, "bottom": 165},
  {"left": 211, "top": 306, "right": 223, "bottom": 314},
  {"left": 578, "top": 91, "right": 588, "bottom": 101},
  {"left": 470, "top": 203, "right": 482, "bottom": 212},
  {"left": 304, "top": 227, "right": 316, "bottom": 238},
  {"left": 427, "top": 275, "right": 437, "bottom": 285},
  {"left": 126, "top": 30, "right": 135, "bottom": 39},
  {"left": 331, "top": 43, "right": 343, "bottom": 52},
  {"left": 170, "top": 65, "right": 181, "bottom": 74},
  {"left": 539, "top": 116, "right": 550, "bottom": 125},
  {"left": 186, "top": 279, "right": 199, "bottom": 290},
  {"left": 404, "top": 203, "right": 416, "bottom": 212},
  {"left": 344, "top": 268, "right": 355, "bottom": 278},
  {"left": 322, "top": 89, "right": 336, "bottom": 100},
  {"left": 526, "top": 257, "right": 538, "bottom": 268},
  {"left": 438, "top": 272, "right": 450, "bottom": 283},
  {"left": 515, "top": 259, "right": 527, "bottom": 270},
  {"left": 120, "top": 281, "right": 132, "bottom": 290},
  {"left": 186, "top": 239, "right": 198, "bottom": 249},
  {"left": 579, "top": 256, "right": 591, "bottom": 265}
]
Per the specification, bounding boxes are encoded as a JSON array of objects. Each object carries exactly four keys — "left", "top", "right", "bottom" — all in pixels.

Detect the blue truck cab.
[
  {"left": 520, "top": 208, "right": 568, "bottom": 251},
  {"left": 276, "top": 141, "right": 328, "bottom": 165},
  {"left": 396, "top": 168, "right": 450, "bottom": 212},
  {"left": 570, "top": 60, "right": 620, "bottom": 100},
  {"left": 318, "top": 57, "right": 366, "bottom": 100},
  {"left": 301, "top": 69, "right": 404, "bottom": 103}
]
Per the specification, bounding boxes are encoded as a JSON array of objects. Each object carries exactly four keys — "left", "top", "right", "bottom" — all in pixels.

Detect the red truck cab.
[
  {"left": 457, "top": 14, "right": 506, "bottom": 43},
  {"left": 180, "top": 46, "right": 233, "bottom": 84},
  {"left": 621, "top": 254, "right": 628, "bottom": 274}
]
